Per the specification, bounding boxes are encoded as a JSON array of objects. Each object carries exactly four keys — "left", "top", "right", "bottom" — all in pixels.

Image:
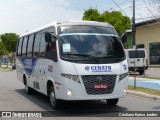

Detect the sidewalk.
[
  {"left": 145, "top": 68, "right": 160, "bottom": 78},
  {"left": 128, "top": 68, "right": 160, "bottom": 90},
  {"left": 128, "top": 77, "right": 160, "bottom": 90},
  {"left": 128, "top": 68, "right": 160, "bottom": 100}
]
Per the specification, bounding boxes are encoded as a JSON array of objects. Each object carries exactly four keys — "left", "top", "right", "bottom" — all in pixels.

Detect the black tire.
[
  {"left": 106, "top": 98, "right": 119, "bottom": 105},
  {"left": 139, "top": 70, "right": 144, "bottom": 75},
  {"left": 25, "top": 84, "right": 33, "bottom": 95},
  {"left": 49, "top": 86, "right": 60, "bottom": 110}
]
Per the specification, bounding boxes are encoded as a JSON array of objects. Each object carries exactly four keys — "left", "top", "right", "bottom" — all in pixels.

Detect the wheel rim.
[{"left": 50, "top": 91, "right": 55, "bottom": 106}]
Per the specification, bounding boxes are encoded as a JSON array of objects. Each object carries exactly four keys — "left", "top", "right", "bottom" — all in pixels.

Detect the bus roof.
[{"left": 19, "top": 21, "right": 114, "bottom": 37}]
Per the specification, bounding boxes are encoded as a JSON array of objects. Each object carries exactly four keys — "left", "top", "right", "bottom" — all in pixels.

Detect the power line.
[
  {"left": 136, "top": 16, "right": 159, "bottom": 20},
  {"left": 112, "top": 0, "right": 128, "bottom": 16},
  {"left": 143, "top": 0, "right": 158, "bottom": 19},
  {"left": 136, "top": 4, "right": 160, "bottom": 9}
]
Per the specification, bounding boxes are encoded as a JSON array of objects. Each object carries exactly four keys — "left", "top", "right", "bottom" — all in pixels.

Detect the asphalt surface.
[{"left": 0, "top": 70, "right": 160, "bottom": 119}]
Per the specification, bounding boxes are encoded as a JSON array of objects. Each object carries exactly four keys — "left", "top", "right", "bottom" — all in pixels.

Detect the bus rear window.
[{"left": 129, "top": 50, "right": 145, "bottom": 58}]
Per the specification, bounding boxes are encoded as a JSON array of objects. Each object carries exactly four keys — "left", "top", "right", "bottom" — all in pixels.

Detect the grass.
[{"left": 128, "top": 85, "right": 160, "bottom": 96}]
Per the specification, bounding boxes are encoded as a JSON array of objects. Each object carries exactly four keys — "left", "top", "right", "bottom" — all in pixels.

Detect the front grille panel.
[{"left": 81, "top": 75, "right": 117, "bottom": 95}]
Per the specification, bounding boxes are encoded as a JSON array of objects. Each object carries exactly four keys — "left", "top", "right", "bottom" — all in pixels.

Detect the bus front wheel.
[
  {"left": 49, "top": 86, "right": 60, "bottom": 110},
  {"left": 106, "top": 98, "right": 119, "bottom": 105}
]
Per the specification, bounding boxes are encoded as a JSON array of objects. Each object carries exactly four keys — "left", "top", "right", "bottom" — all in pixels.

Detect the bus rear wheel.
[
  {"left": 139, "top": 70, "right": 144, "bottom": 75},
  {"left": 24, "top": 76, "right": 33, "bottom": 95},
  {"left": 25, "top": 84, "right": 32, "bottom": 95},
  {"left": 49, "top": 86, "right": 60, "bottom": 110},
  {"left": 106, "top": 98, "right": 119, "bottom": 105}
]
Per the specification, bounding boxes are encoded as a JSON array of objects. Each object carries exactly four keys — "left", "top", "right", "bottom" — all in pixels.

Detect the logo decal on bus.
[
  {"left": 85, "top": 66, "right": 90, "bottom": 71},
  {"left": 20, "top": 58, "right": 37, "bottom": 76},
  {"left": 48, "top": 65, "right": 53, "bottom": 72},
  {"left": 123, "top": 64, "right": 127, "bottom": 70},
  {"left": 85, "top": 66, "right": 112, "bottom": 72}
]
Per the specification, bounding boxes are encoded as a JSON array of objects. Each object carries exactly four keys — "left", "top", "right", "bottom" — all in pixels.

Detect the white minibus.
[{"left": 16, "top": 21, "right": 128, "bottom": 109}]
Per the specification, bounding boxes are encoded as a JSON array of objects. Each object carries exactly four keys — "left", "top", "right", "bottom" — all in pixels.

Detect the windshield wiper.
[
  {"left": 64, "top": 53, "right": 99, "bottom": 63},
  {"left": 97, "top": 55, "right": 122, "bottom": 59}
]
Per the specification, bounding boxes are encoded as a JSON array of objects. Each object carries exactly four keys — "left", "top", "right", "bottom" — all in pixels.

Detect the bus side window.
[
  {"left": 33, "top": 32, "right": 41, "bottom": 58},
  {"left": 27, "top": 34, "right": 34, "bottom": 57},
  {"left": 22, "top": 36, "right": 28, "bottom": 58},
  {"left": 50, "top": 42, "right": 56, "bottom": 51},
  {"left": 39, "top": 33, "right": 46, "bottom": 58},
  {"left": 45, "top": 41, "right": 57, "bottom": 62},
  {"left": 16, "top": 40, "right": 19, "bottom": 57},
  {"left": 17, "top": 37, "right": 23, "bottom": 57},
  {"left": 44, "top": 26, "right": 57, "bottom": 62},
  {"left": 39, "top": 28, "right": 49, "bottom": 58}
]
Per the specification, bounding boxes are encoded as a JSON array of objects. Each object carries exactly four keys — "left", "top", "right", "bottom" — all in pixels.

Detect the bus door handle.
[
  {"left": 137, "top": 59, "right": 140, "bottom": 61},
  {"left": 44, "top": 71, "right": 45, "bottom": 74}
]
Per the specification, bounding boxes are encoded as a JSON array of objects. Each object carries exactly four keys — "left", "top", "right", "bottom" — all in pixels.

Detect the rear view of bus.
[{"left": 16, "top": 21, "right": 129, "bottom": 109}]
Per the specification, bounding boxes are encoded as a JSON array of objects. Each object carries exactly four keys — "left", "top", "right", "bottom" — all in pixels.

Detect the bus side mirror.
[
  {"left": 121, "top": 32, "right": 127, "bottom": 43},
  {"left": 45, "top": 32, "right": 57, "bottom": 42}
]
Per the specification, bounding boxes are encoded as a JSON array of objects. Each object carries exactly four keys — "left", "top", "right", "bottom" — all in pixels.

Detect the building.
[
  {"left": 125, "top": 18, "right": 160, "bottom": 67},
  {"left": 136, "top": 18, "right": 160, "bottom": 67}
]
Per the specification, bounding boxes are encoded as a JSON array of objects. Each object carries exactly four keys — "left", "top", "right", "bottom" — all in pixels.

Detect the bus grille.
[{"left": 81, "top": 75, "right": 117, "bottom": 95}]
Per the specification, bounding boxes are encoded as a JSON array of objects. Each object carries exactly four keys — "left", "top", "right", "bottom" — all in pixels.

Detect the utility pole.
[
  {"left": 132, "top": 0, "right": 136, "bottom": 89},
  {"left": 132, "top": 0, "right": 136, "bottom": 49}
]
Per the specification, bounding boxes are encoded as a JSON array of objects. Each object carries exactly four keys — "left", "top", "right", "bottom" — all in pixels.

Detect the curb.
[
  {"left": 0, "top": 69, "right": 16, "bottom": 72},
  {"left": 127, "top": 90, "right": 160, "bottom": 101}
]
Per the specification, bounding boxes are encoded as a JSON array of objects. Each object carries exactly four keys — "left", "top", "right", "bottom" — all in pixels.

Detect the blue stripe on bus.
[{"left": 18, "top": 57, "right": 37, "bottom": 76}]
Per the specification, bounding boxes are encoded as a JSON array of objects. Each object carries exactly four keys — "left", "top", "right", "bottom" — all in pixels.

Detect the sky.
[{"left": 0, "top": 0, "right": 157, "bottom": 35}]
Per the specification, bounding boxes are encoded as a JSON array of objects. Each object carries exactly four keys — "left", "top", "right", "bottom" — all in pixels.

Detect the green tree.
[
  {"left": 83, "top": 8, "right": 101, "bottom": 21},
  {"left": 0, "top": 41, "right": 8, "bottom": 56},
  {"left": 1, "top": 33, "right": 18, "bottom": 65},
  {"left": 82, "top": 8, "right": 131, "bottom": 35},
  {"left": 1, "top": 33, "right": 18, "bottom": 53}
]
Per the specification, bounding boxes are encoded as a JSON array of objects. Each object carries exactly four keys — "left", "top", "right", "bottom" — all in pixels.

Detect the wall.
[{"left": 136, "top": 22, "right": 160, "bottom": 67}]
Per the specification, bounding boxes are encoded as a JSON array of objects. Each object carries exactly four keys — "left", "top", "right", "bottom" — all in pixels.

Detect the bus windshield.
[{"left": 58, "top": 26, "right": 125, "bottom": 63}]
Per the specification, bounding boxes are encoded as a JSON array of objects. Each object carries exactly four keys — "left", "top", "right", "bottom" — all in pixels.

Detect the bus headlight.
[
  {"left": 61, "top": 73, "right": 81, "bottom": 84},
  {"left": 119, "top": 72, "right": 128, "bottom": 82}
]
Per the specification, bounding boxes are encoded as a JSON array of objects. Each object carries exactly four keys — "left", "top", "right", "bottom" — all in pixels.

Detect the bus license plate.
[{"left": 94, "top": 84, "right": 108, "bottom": 89}]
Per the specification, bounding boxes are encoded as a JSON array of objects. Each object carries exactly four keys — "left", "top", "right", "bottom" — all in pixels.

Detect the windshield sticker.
[
  {"left": 85, "top": 66, "right": 112, "bottom": 72},
  {"left": 63, "top": 43, "right": 71, "bottom": 52}
]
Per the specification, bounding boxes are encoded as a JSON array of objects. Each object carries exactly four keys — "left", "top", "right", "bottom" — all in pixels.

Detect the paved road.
[{"left": 0, "top": 71, "right": 160, "bottom": 119}]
